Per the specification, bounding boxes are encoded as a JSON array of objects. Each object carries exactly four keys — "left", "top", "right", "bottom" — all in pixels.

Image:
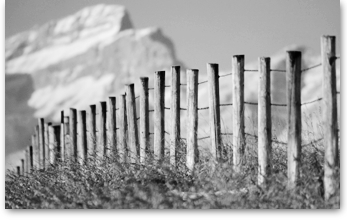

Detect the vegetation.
[{"left": 5, "top": 138, "right": 340, "bottom": 209}]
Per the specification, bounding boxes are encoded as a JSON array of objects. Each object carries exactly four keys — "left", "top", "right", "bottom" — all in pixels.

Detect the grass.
[{"left": 5, "top": 137, "right": 340, "bottom": 209}]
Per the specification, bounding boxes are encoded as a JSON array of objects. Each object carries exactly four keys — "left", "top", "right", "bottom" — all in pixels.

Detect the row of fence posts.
[{"left": 16, "top": 35, "right": 338, "bottom": 200}]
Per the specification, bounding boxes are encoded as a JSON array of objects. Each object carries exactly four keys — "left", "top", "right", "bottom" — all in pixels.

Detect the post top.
[
  {"left": 139, "top": 76, "right": 149, "bottom": 80},
  {"left": 155, "top": 71, "right": 165, "bottom": 74},
  {"left": 187, "top": 69, "right": 199, "bottom": 72},
  {"left": 233, "top": 55, "right": 245, "bottom": 59},
  {"left": 322, "top": 35, "right": 336, "bottom": 39}
]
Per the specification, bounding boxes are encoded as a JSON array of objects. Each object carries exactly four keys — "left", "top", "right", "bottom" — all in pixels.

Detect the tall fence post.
[
  {"left": 207, "top": 63, "right": 221, "bottom": 164},
  {"left": 44, "top": 122, "right": 51, "bottom": 167},
  {"left": 88, "top": 105, "right": 96, "bottom": 159},
  {"left": 98, "top": 102, "right": 107, "bottom": 159},
  {"left": 48, "top": 125, "right": 60, "bottom": 165},
  {"left": 170, "top": 66, "right": 180, "bottom": 167},
  {"left": 34, "top": 125, "right": 40, "bottom": 169},
  {"left": 21, "top": 159, "right": 25, "bottom": 176},
  {"left": 119, "top": 94, "right": 128, "bottom": 163},
  {"left": 126, "top": 84, "right": 139, "bottom": 164},
  {"left": 25, "top": 146, "right": 30, "bottom": 175},
  {"left": 232, "top": 55, "right": 245, "bottom": 172},
  {"left": 321, "top": 35, "right": 338, "bottom": 200},
  {"left": 60, "top": 118, "right": 65, "bottom": 162},
  {"left": 29, "top": 146, "right": 33, "bottom": 172},
  {"left": 186, "top": 69, "right": 199, "bottom": 172},
  {"left": 38, "top": 118, "right": 45, "bottom": 169},
  {"left": 17, "top": 166, "right": 20, "bottom": 176},
  {"left": 69, "top": 108, "right": 77, "bottom": 163},
  {"left": 108, "top": 97, "right": 117, "bottom": 157},
  {"left": 139, "top": 77, "right": 149, "bottom": 165},
  {"left": 154, "top": 71, "right": 165, "bottom": 161},
  {"left": 78, "top": 110, "right": 87, "bottom": 164},
  {"left": 258, "top": 57, "right": 272, "bottom": 185},
  {"left": 63, "top": 116, "right": 70, "bottom": 162},
  {"left": 286, "top": 51, "right": 302, "bottom": 189}
]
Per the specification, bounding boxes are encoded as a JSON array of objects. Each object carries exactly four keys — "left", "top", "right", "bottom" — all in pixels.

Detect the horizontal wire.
[
  {"left": 164, "top": 107, "right": 170, "bottom": 110},
  {"left": 198, "top": 80, "right": 208, "bottom": 85},
  {"left": 270, "top": 69, "right": 286, "bottom": 72},
  {"left": 165, "top": 85, "right": 171, "bottom": 88},
  {"left": 180, "top": 108, "right": 187, "bottom": 111},
  {"left": 301, "top": 138, "right": 323, "bottom": 148},
  {"left": 244, "top": 101, "right": 258, "bottom": 105},
  {"left": 271, "top": 103, "right": 287, "bottom": 107},
  {"left": 221, "top": 133, "right": 233, "bottom": 136},
  {"left": 301, "top": 97, "right": 322, "bottom": 106},
  {"left": 244, "top": 69, "right": 258, "bottom": 72},
  {"left": 148, "top": 109, "right": 154, "bottom": 112},
  {"left": 198, "top": 136, "right": 210, "bottom": 140},
  {"left": 272, "top": 139, "right": 287, "bottom": 145},
  {"left": 148, "top": 88, "right": 154, "bottom": 90},
  {"left": 219, "top": 73, "right": 232, "bottom": 78},
  {"left": 164, "top": 131, "right": 170, "bottom": 135},
  {"left": 180, "top": 84, "right": 187, "bottom": 86},
  {"left": 198, "top": 107, "right": 209, "bottom": 110},
  {"left": 135, "top": 96, "right": 139, "bottom": 99},
  {"left": 220, "top": 103, "right": 233, "bottom": 107},
  {"left": 301, "top": 63, "right": 322, "bottom": 72}
]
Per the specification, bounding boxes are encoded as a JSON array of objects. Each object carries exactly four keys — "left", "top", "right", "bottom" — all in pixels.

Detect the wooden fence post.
[
  {"left": 17, "top": 166, "right": 20, "bottom": 176},
  {"left": 63, "top": 116, "right": 70, "bottom": 162},
  {"left": 154, "top": 71, "right": 165, "bottom": 161},
  {"left": 21, "top": 159, "right": 25, "bottom": 176},
  {"left": 286, "top": 51, "right": 302, "bottom": 189},
  {"left": 98, "top": 102, "right": 107, "bottom": 159},
  {"left": 44, "top": 122, "right": 52, "bottom": 167},
  {"left": 108, "top": 97, "right": 117, "bottom": 157},
  {"left": 38, "top": 118, "right": 45, "bottom": 169},
  {"left": 78, "top": 110, "right": 87, "bottom": 164},
  {"left": 119, "top": 94, "right": 128, "bottom": 163},
  {"left": 70, "top": 108, "right": 77, "bottom": 163},
  {"left": 207, "top": 63, "right": 221, "bottom": 163},
  {"left": 25, "top": 146, "right": 30, "bottom": 175},
  {"left": 258, "top": 57, "right": 272, "bottom": 185},
  {"left": 126, "top": 84, "right": 139, "bottom": 163},
  {"left": 170, "top": 66, "right": 180, "bottom": 167},
  {"left": 34, "top": 125, "right": 40, "bottom": 169},
  {"left": 321, "top": 35, "right": 338, "bottom": 200},
  {"left": 232, "top": 55, "right": 245, "bottom": 173},
  {"left": 49, "top": 125, "right": 61, "bottom": 165},
  {"left": 29, "top": 146, "right": 33, "bottom": 172},
  {"left": 186, "top": 69, "right": 199, "bottom": 172},
  {"left": 139, "top": 77, "right": 149, "bottom": 165},
  {"left": 88, "top": 105, "right": 96, "bottom": 159}
]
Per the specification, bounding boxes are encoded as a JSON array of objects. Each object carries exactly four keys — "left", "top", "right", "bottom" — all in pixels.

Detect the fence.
[{"left": 15, "top": 35, "right": 339, "bottom": 201}]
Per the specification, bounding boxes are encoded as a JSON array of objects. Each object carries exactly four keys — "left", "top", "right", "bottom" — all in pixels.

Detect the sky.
[{"left": 5, "top": 0, "right": 340, "bottom": 72}]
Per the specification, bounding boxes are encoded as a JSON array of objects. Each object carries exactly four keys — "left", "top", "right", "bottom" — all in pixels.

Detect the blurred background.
[{"left": 5, "top": 0, "right": 340, "bottom": 170}]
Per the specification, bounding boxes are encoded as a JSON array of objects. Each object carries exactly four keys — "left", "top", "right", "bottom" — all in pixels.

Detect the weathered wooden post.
[
  {"left": 126, "top": 84, "right": 139, "bottom": 163},
  {"left": 321, "top": 35, "right": 339, "bottom": 200},
  {"left": 25, "top": 146, "right": 30, "bottom": 175},
  {"left": 63, "top": 116, "right": 70, "bottom": 162},
  {"left": 44, "top": 122, "right": 52, "bottom": 167},
  {"left": 78, "top": 110, "right": 87, "bottom": 164},
  {"left": 49, "top": 125, "right": 61, "bottom": 165},
  {"left": 154, "top": 71, "right": 165, "bottom": 161},
  {"left": 98, "top": 102, "right": 107, "bottom": 159},
  {"left": 70, "top": 108, "right": 77, "bottom": 163},
  {"left": 186, "top": 69, "right": 199, "bottom": 172},
  {"left": 29, "top": 146, "right": 33, "bottom": 172},
  {"left": 207, "top": 63, "right": 221, "bottom": 164},
  {"left": 119, "top": 94, "right": 128, "bottom": 163},
  {"left": 139, "top": 77, "right": 149, "bottom": 164},
  {"left": 16, "top": 166, "right": 20, "bottom": 176},
  {"left": 31, "top": 134, "right": 38, "bottom": 169},
  {"left": 232, "top": 55, "right": 245, "bottom": 173},
  {"left": 34, "top": 125, "right": 40, "bottom": 169},
  {"left": 170, "top": 66, "right": 180, "bottom": 167},
  {"left": 258, "top": 57, "right": 272, "bottom": 185},
  {"left": 108, "top": 97, "right": 117, "bottom": 157},
  {"left": 88, "top": 105, "right": 96, "bottom": 159},
  {"left": 38, "top": 118, "right": 45, "bottom": 169},
  {"left": 286, "top": 51, "right": 302, "bottom": 189},
  {"left": 21, "top": 159, "right": 25, "bottom": 176}
]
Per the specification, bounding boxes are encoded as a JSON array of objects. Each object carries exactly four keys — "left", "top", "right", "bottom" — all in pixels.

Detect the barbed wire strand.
[
  {"left": 198, "top": 80, "right": 208, "bottom": 85},
  {"left": 244, "top": 101, "right": 258, "bottom": 105},
  {"left": 301, "top": 97, "right": 322, "bottom": 106},
  {"left": 245, "top": 69, "right": 258, "bottom": 72},
  {"left": 270, "top": 69, "right": 286, "bottom": 72},
  {"left": 220, "top": 103, "right": 233, "bottom": 107},
  {"left": 219, "top": 73, "right": 232, "bottom": 78},
  {"left": 301, "top": 63, "right": 322, "bottom": 73},
  {"left": 198, "top": 107, "right": 209, "bottom": 110},
  {"left": 271, "top": 103, "right": 287, "bottom": 107},
  {"left": 198, "top": 136, "right": 210, "bottom": 140}
]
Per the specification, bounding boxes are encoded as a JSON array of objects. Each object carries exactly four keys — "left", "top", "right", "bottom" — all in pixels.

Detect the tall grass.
[{"left": 5, "top": 135, "right": 339, "bottom": 209}]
